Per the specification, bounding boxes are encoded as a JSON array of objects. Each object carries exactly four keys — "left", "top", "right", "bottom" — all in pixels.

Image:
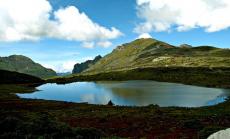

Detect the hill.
[
  {"left": 0, "top": 55, "right": 57, "bottom": 78},
  {"left": 0, "top": 69, "right": 44, "bottom": 84},
  {"left": 72, "top": 55, "right": 102, "bottom": 73},
  {"left": 47, "top": 38, "right": 230, "bottom": 88},
  {"left": 84, "top": 38, "right": 230, "bottom": 73}
]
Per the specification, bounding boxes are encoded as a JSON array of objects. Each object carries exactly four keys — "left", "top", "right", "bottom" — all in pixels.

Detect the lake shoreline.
[
  {"left": 1, "top": 84, "right": 230, "bottom": 138},
  {"left": 17, "top": 80, "right": 230, "bottom": 107},
  {"left": 47, "top": 67, "right": 230, "bottom": 89}
]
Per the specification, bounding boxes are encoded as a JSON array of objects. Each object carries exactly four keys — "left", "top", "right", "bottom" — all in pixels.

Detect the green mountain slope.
[
  {"left": 72, "top": 55, "right": 102, "bottom": 73},
  {"left": 0, "top": 69, "right": 44, "bottom": 84},
  {"left": 0, "top": 55, "right": 57, "bottom": 78},
  {"left": 84, "top": 38, "right": 230, "bottom": 73}
]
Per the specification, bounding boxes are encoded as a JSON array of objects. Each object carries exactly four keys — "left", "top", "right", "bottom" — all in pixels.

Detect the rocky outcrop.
[{"left": 72, "top": 55, "right": 102, "bottom": 74}]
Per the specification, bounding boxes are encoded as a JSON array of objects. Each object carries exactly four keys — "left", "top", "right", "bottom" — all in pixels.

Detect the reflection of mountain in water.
[
  {"left": 96, "top": 81, "right": 230, "bottom": 107},
  {"left": 18, "top": 81, "right": 230, "bottom": 107},
  {"left": 206, "top": 89, "right": 230, "bottom": 106}
]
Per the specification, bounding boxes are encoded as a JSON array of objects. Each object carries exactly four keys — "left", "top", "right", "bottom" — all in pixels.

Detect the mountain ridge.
[
  {"left": 49, "top": 38, "right": 230, "bottom": 88},
  {"left": 83, "top": 38, "right": 230, "bottom": 74},
  {"left": 0, "top": 55, "right": 57, "bottom": 78}
]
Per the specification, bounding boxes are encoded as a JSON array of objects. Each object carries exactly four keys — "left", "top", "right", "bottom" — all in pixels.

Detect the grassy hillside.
[
  {"left": 0, "top": 69, "right": 44, "bottom": 84},
  {"left": 47, "top": 38, "right": 230, "bottom": 87},
  {"left": 0, "top": 55, "right": 57, "bottom": 78},
  {"left": 84, "top": 38, "right": 230, "bottom": 74}
]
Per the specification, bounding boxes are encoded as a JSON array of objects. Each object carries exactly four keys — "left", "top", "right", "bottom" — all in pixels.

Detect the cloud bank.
[
  {"left": 135, "top": 0, "right": 230, "bottom": 33},
  {"left": 42, "top": 56, "right": 94, "bottom": 73},
  {"left": 0, "top": 0, "right": 122, "bottom": 47},
  {"left": 42, "top": 60, "right": 77, "bottom": 73},
  {"left": 138, "top": 33, "right": 152, "bottom": 39}
]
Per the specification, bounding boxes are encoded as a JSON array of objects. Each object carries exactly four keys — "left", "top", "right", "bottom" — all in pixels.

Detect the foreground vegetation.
[
  {"left": 0, "top": 84, "right": 230, "bottom": 139},
  {"left": 0, "top": 69, "right": 44, "bottom": 84}
]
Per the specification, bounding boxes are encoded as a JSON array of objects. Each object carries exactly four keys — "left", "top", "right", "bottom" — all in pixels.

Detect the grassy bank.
[
  {"left": 0, "top": 69, "right": 44, "bottom": 84},
  {"left": 47, "top": 67, "right": 230, "bottom": 88},
  {"left": 1, "top": 84, "right": 230, "bottom": 139}
]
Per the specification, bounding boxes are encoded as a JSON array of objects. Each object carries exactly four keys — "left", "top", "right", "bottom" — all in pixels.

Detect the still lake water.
[{"left": 17, "top": 80, "right": 230, "bottom": 107}]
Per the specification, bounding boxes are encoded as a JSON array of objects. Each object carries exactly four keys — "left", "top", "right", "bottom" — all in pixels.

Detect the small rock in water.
[
  {"left": 107, "top": 100, "right": 114, "bottom": 106},
  {"left": 207, "top": 128, "right": 230, "bottom": 139}
]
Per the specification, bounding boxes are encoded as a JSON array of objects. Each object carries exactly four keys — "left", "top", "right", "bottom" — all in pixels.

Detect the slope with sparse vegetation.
[
  {"left": 49, "top": 38, "right": 230, "bottom": 88},
  {"left": 84, "top": 38, "right": 230, "bottom": 74}
]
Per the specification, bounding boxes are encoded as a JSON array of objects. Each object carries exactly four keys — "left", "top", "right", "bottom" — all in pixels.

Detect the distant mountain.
[
  {"left": 0, "top": 55, "right": 57, "bottom": 78},
  {"left": 179, "top": 44, "right": 193, "bottom": 48},
  {"left": 72, "top": 55, "right": 102, "bottom": 74},
  {"left": 57, "top": 72, "right": 71, "bottom": 76},
  {"left": 0, "top": 69, "right": 44, "bottom": 84},
  {"left": 84, "top": 38, "right": 230, "bottom": 73}
]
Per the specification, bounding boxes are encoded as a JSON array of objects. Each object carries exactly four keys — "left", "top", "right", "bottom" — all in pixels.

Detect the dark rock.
[
  {"left": 107, "top": 100, "right": 114, "bottom": 106},
  {"left": 72, "top": 55, "right": 102, "bottom": 74}
]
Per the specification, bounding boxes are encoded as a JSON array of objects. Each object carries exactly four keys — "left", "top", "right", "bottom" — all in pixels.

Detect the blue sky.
[{"left": 0, "top": 0, "right": 230, "bottom": 72}]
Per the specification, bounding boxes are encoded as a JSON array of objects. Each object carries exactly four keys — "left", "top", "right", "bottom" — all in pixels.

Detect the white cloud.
[
  {"left": 0, "top": 0, "right": 52, "bottom": 41},
  {"left": 138, "top": 33, "right": 152, "bottom": 39},
  {"left": 82, "top": 42, "right": 95, "bottom": 49},
  {"left": 80, "top": 56, "right": 94, "bottom": 62},
  {"left": 0, "top": 0, "right": 122, "bottom": 46},
  {"left": 97, "top": 41, "right": 112, "bottom": 48},
  {"left": 41, "top": 56, "right": 95, "bottom": 73},
  {"left": 61, "top": 61, "right": 77, "bottom": 72},
  {"left": 42, "top": 60, "right": 77, "bottom": 73},
  {"left": 135, "top": 0, "right": 230, "bottom": 33},
  {"left": 52, "top": 6, "right": 122, "bottom": 41}
]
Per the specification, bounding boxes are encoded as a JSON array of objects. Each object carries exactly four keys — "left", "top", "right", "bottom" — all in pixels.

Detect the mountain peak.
[
  {"left": 114, "top": 38, "right": 159, "bottom": 52},
  {"left": 8, "top": 55, "right": 33, "bottom": 62},
  {"left": 179, "top": 44, "right": 193, "bottom": 48},
  {"left": 133, "top": 38, "right": 156, "bottom": 43},
  {"left": 0, "top": 55, "right": 57, "bottom": 78},
  {"left": 84, "top": 38, "right": 230, "bottom": 74}
]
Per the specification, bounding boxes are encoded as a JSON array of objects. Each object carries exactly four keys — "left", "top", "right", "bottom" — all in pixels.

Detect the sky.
[{"left": 0, "top": 0, "right": 230, "bottom": 72}]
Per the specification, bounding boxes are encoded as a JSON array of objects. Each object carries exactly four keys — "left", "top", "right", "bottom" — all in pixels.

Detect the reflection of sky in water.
[{"left": 17, "top": 81, "right": 230, "bottom": 107}]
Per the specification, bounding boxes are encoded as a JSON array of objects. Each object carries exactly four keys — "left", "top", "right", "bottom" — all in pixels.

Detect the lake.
[{"left": 17, "top": 80, "right": 230, "bottom": 107}]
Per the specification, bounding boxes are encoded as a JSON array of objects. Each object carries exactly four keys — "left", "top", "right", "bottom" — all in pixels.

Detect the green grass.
[
  {"left": 47, "top": 67, "right": 230, "bottom": 89},
  {"left": 83, "top": 38, "right": 230, "bottom": 74}
]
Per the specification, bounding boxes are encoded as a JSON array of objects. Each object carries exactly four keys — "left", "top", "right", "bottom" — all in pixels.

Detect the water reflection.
[
  {"left": 96, "top": 81, "right": 230, "bottom": 107},
  {"left": 17, "top": 80, "right": 230, "bottom": 107}
]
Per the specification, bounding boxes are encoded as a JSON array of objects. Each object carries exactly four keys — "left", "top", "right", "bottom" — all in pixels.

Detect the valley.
[{"left": 1, "top": 38, "right": 230, "bottom": 139}]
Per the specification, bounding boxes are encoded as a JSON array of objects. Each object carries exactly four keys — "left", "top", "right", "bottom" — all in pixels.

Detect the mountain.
[
  {"left": 57, "top": 72, "right": 71, "bottom": 76},
  {"left": 48, "top": 38, "right": 230, "bottom": 88},
  {"left": 0, "top": 69, "right": 44, "bottom": 84},
  {"left": 84, "top": 38, "right": 230, "bottom": 74},
  {"left": 0, "top": 55, "right": 57, "bottom": 78},
  {"left": 72, "top": 55, "right": 102, "bottom": 74}
]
